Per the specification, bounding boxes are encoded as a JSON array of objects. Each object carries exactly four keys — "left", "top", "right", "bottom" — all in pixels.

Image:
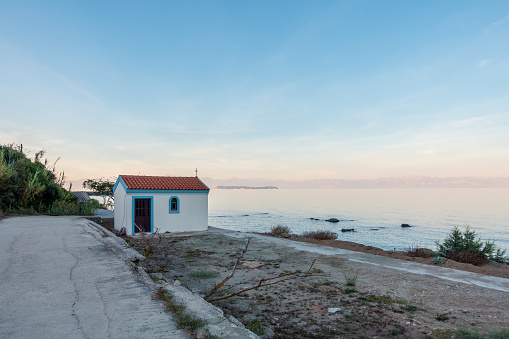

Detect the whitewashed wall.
[
  {"left": 113, "top": 184, "right": 127, "bottom": 232},
  {"left": 114, "top": 190, "right": 208, "bottom": 235},
  {"left": 152, "top": 193, "right": 208, "bottom": 233}
]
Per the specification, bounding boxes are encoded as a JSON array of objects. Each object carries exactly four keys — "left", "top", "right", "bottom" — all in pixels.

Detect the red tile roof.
[{"left": 120, "top": 175, "right": 209, "bottom": 191}]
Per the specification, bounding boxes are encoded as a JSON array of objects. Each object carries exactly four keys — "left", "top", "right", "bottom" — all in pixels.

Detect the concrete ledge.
[
  {"left": 83, "top": 218, "right": 258, "bottom": 338},
  {"left": 162, "top": 283, "right": 258, "bottom": 338},
  {"left": 81, "top": 218, "right": 145, "bottom": 261}
]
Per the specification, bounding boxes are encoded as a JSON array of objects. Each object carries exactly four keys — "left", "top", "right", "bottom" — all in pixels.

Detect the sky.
[{"left": 1, "top": 0, "right": 509, "bottom": 183}]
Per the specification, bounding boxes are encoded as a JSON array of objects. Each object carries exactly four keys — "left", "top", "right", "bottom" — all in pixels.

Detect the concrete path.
[
  {"left": 207, "top": 227, "right": 509, "bottom": 293},
  {"left": 0, "top": 216, "right": 187, "bottom": 339}
]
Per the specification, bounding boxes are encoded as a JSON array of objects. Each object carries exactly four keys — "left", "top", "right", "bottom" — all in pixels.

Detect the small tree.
[
  {"left": 436, "top": 226, "right": 507, "bottom": 265},
  {"left": 82, "top": 177, "right": 115, "bottom": 209}
]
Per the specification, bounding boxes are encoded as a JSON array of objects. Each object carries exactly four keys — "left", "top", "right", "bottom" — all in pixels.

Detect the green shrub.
[
  {"left": 46, "top": 199, "right": 98, "bottom": 216},
  {"left": 436, "top": 226, "right": 507, "bottom": 265},
  {"left": 0, "top": 144, "right": 88, "bottom": 215},
  {"left": 432, "top": 257, "right": 445, "bottom": 265}
]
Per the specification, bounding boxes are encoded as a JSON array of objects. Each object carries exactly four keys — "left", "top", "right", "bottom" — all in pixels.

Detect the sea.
[{"left": 208, "top": 188, "right": 509, "bottom": 253}]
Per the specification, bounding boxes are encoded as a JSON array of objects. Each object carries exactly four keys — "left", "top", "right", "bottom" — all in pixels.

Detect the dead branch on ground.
[
  {"left": 205, "top": 238, "right": 323, "bottom": 302},
  {"left": 205, "top": 237, "right": 251, "bottom": 299}
]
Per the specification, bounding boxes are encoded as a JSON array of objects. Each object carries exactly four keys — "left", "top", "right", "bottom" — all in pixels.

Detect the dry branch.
[
  {"left": 205, "top": 238, "right": 322, "bottom": 302},
  {"left": 205, "top": 237, "right": 251, "bottom": 299},
  {"left": 134, "top": 223, "right": 163, "bottom": 259}
]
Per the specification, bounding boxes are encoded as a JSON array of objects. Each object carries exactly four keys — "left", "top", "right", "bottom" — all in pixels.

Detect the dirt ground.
[
  {"left": 99, "top": 219, "right": 509, "bottom": 338},
  {"left": 3, "top": 216, "right": 505, "bottom": 337}
]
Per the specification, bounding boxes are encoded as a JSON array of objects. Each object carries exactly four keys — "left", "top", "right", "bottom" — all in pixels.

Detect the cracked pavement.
[{"left": 0, "top": 216, "right": 187, "bottom": 339}]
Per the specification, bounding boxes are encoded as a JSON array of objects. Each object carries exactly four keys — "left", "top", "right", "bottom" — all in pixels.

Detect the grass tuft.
[
  {"left": 154, "top": 287, "right": 206, "bottom": 332},
  {"left": 436, "top": 312, "right": 450, "bottom": 322},
  {"left": 344, "top": 269, "right": 359, "bottom": 287},
  {"left": 180, "top": 250, "right": 201, "bottom": 260},
  {"left": 244, "top": 319, "right": 266, "bottom": 336},
  {"left": 434, "top": 327, "right": 509, "bottom": 339},
  {"left": 405, "top": 304, "right": 419, "bottom": 312}
]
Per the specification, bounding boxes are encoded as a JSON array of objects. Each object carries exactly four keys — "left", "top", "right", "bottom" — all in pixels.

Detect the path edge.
[{"left": 82, "top": 218, "right": 259, "bottom": 339}]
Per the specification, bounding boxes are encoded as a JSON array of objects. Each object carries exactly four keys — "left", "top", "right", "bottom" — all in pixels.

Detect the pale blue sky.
[{"left": 1, "top": 1, "right": 508, "bottom": 182}]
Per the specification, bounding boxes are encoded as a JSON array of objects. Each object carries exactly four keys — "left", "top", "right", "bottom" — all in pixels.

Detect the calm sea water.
[{"left": 208, "top": 189, "right": 509, "bottom": 252}]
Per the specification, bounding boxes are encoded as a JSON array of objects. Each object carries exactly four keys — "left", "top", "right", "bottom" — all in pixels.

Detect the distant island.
[
  {"left": 201, "top": 176, "right": 509, "bottom": 189},
  {"left": 215, "top": 186, "right": 278, "bottom": 190}
]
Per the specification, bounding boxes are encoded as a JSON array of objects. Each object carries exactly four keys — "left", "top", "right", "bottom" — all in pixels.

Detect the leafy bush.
[
  {"left": 436, "top": 226, "right": 508, "bottom": 265},
  {"left": 302, "top": 230, "right": 338, "bottom": 240},
  {"left": 1, "top": 145, "right": 63, "bottom": 212},
  {"left": 0, "top": 143, "right": 97, "bottom": 216},
  {"left": 270, "top": 224, "right": 291, "bottom": 237},
  {"left": 82, "top": 177, "right": 115, "bottom": 209},
  {"left": 432, "top": 257, "right": 445, "bottom": 265},
  {"left": 47, "top": 199, "right": 98, "bottom": 216}
]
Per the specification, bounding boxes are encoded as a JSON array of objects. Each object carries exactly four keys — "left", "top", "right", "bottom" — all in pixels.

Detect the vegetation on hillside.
[{"left": 0, "top": 143, "right": 97, "bottom": 215}]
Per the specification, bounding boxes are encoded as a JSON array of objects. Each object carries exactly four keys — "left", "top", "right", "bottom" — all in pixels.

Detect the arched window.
[{"left": 169, "top": 196, "right": 179, "bottom": 213}]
